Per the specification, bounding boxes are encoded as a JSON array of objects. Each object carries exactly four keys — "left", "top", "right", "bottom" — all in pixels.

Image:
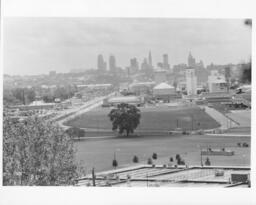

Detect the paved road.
[
  {"left": 202, "top": 106, "right": 238, "bottom": 130},
  {"left": 226, "top": 110, "right": 251, "bottom": 127},
  {"left": 54, "top": 92, "right": 115, "bottom": 130}
]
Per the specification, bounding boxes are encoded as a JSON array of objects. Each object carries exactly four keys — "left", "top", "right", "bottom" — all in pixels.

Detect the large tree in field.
[
  {"left": 3, "top": 115, "right": 81, "bottom": 186},
  {"left": 108, "top": 103, "right": 141, "bottom": 136}
]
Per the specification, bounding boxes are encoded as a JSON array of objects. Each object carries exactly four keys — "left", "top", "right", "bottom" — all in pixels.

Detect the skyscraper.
[
  {"left": 163, "top": 54, "right": 170, "bottom": 70},
  {"left": 129, "top": 58, "right": 139, "bottom": 74},
  {"left": 188, "top": 52, "right": 196, "bottom": 67},
  {"left": 109, "top": 55, "right": 116, "bottom": 73},
  {"left": 97, "top": 54, "right": 107, "bottom": 72},
  {"left": 148, "top": 51, "right": 152, "bottom": 66},
  {"left": 186, "top": 67, "right": 197, "bottom": 95}
]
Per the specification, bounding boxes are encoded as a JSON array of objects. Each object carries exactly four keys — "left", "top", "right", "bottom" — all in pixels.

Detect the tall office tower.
[
  {"left": 185, "top": 66, "right": 197, "bottom": 95},
  {"left": 109, "top": 55, "right": 116, "bottom": 73},
  {"left": 163, "top": 54, "right": 170, "bottom": 70},
  {"left": 148, "top": 51, "right": 152, "bottom": 66},
  {"left": 141, "top": 58, "right": 148, "bottom": 71},
  {"left": 97, "top": 54, "right": 107, "bottom": 72},
  {"left": 130, "top": 58, "right": 139, "bottom": 74},
  {"left": 188, "top": 52, "right": 196, "bottom": 67}
]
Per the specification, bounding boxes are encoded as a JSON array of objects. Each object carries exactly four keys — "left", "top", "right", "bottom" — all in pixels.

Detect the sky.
[{"left": 3, "top": 18, "right": 251, "bottom": 76}]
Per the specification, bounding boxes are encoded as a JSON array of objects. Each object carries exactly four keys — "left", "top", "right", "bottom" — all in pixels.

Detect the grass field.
[
  {"left": 65, "top": 105, "right": 220, "bottom": 131},
  {"left": 75, "top": 134, "right": 251, "bottom": 172}
]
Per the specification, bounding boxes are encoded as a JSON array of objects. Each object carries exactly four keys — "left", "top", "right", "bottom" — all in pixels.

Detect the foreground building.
[{"left": 78, "top": 165, "right": 250, "bottom": 187}]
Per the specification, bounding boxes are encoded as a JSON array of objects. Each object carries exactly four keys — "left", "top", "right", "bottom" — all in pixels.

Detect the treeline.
[
  {"left": 3, "top": 86, "right": 78, "bottom": 106},
  {"left": 3, "top": 88, "right": 36, "bottom": 106}
]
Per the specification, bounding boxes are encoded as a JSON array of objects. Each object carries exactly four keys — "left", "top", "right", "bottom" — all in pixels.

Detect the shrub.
[
  {"left": 205, "top": 157, "right": 211, "bottom": 166},
  {"left": 112, "top": 159, "right": 118, "bottom": 168},
  {"left": 147, "top": 158, "right": 153, "bottom": 165},
  {"left": 133, "top": 155, "right": 139, "bottom": 163},
  {"left": 169, "top": 157, "right": 173, "bottom": 162},
  {"left": 152, "top": 153, "right": 157, "bottom": 160},
  {"left": 175, "top": 154, "right": 181, "bottom": 161}
]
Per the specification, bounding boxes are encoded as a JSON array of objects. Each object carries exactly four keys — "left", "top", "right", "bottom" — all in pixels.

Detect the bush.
[
  {"left": 133, "top": 155, "right": 139, "bottom": 163},
  {"left": 179, "top": 160, "right": 185, "bottom": 165},
  {"left": 175, "top": 154, "right": 181, "bottom": 161},
  {"left": 205, "top": 157, "right": 211, "bottom": 166},
  {"left": 147, "top": 158, "right": 153, "bottom": 165},
  {"left": 112, "top": 159, "right": 118, "bottom": 168},
  {"left": 169, "top": 157, "right": 173, "bottom": 162},
  {"left": 152, "top": 153, "right": 157, "bottom": 160},
  {"left": 237, "top": 142, "right": 241, "bottom": 147}
]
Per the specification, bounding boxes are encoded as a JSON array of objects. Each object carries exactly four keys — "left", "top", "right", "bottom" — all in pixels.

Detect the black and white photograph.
[{"left": 0, "top": 0, "right": 255, "bottom": 204}]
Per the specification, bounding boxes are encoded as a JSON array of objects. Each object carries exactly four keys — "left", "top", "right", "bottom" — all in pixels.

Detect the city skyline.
[{"left": 3, "top": 18, "right": 251, "bottom": 75}]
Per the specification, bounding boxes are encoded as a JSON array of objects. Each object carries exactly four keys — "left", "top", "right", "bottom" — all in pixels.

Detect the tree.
[
  {"left": 205, "top": 157, "right": 211, "bottom": 166},
  {"left": 147, "top": 158, "right": 153, "bottom": 165},
  {"left": 152, "top": 153, "right": 157, "bottom": 160},
  {"left": 108, "top": 103, "right": 141, "bottom": 136},
  {"left": 3, "top": 115, "right": 80, "bottom": 186},
  {"left": 133, "top": 155, "right": 139, "bottom": 163},
  {"left": 112, "top": 159, "right": 118, "bottom": 168}
]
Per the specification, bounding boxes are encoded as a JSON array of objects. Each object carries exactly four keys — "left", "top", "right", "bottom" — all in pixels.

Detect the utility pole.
[
  {"left": 200, "top": 146, "right": 203, "bottom": 167},
  {"left": 191, "top": 115, "right": 194, "bottom": 131},
  {"left": 92, "top": 167, "right": 96, "bottom": 186}
]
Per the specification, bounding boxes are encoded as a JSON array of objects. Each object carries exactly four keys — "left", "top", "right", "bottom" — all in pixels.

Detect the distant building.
[
  {"left": 148, "top": 51, "right": 152, "bottom": 66},
  {"left": 154, "top": 69, "right": 167, "bottom": 84},
  {"left": 188, "top": 52, "right": 196, "bottom": 67},
  {"left": 128, "top": 58, "right": 139, "bottom": 75},
  {"left": 129, "top": 81, "right": 156, "bottom": 95},
  {"left": 109, "top": 55, "right": 117, "bottom": 74},
  {"left": 186, "top": 52, "right": 197, "bottom": 95},
  {"left": 153, "top": 82, "right": 180, "bottom": 102},
  {"left": 97, "top": 54, "right": 107, "bottom": 72},
  {"left": 141, "top": 58, "right": 148, "bottom": 70},
  {"left": 186, "top": 67, "right": 197, "bottom": 95},
  {"left": 103, "top": 96, "right": 144, "bottom": 107},
  {"left": 208, "top": 70, "right": 228, "bottom": 93},
  {"left": 162, "top": 54, "right": 170, "bottom": 70}
]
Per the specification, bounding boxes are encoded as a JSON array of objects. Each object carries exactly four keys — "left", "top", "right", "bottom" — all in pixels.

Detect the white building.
[
  {"left": 208, "top": 70, "right": 227, "bottom": 93},
  {"left": 185, "top": 67, "right": 197, "bottom": 95},
  {"left": 153, "top": 82, "right": 180, "bottom": 102}
]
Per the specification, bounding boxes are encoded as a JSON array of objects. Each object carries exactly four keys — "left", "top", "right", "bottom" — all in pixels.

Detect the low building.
[
  {"left": 103, "top": 96, "right": 144, "bottom": 107},
  {"left": 201, "top": 92, "right": 232, "bottom": 103},
  {"left": 208, "top": 70, "right": 228, "bottom": 93},
  {"left": 129, "top": 81, "right": 156, "bottom": 95},
  {"left": 10, "top": 101, "right": 56, "bottom": 111},
  {"left": 153, "top": 82, "right": 181, "bottom": 102}
]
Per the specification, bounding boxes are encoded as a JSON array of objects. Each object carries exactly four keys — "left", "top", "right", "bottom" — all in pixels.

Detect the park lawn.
[
  {"left": 74, "top": 134, "right": 251, "bottom": 172},
  {"left": 65, "top": 105, "right": 220, "bottom": 131}
]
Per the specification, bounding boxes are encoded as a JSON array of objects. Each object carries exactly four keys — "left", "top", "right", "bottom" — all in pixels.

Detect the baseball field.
[{"left": 65, "top": 105, "right": 220, "bottom": 131}]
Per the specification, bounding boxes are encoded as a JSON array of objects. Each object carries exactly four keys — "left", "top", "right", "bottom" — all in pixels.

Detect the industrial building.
[
  {"left": 102, "top": 96, "right": 144, "bottom": 107},
  {"left": 153, "top": 82, "right": 181, "bottom": 102}
]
